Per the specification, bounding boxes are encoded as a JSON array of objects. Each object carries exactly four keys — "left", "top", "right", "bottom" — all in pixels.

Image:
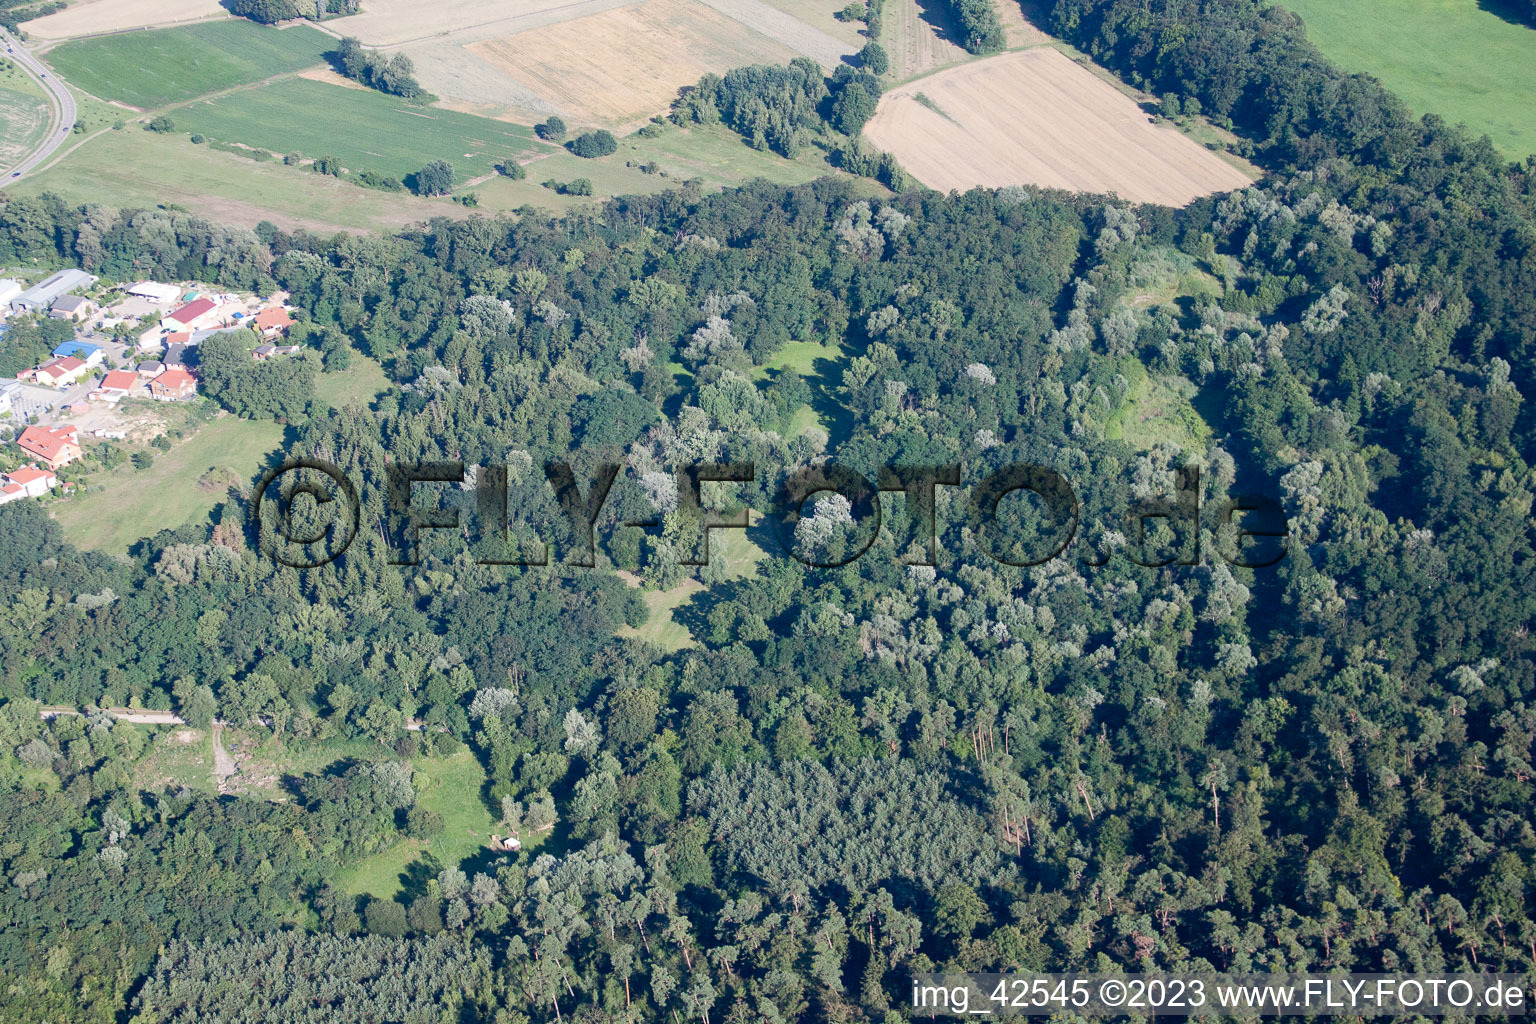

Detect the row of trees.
[
  {"left": 228, "top": 0, "right": 356, "bottom": 23},
  {"left": 331, "top": 36, "right": 424, "bottom": 99}
]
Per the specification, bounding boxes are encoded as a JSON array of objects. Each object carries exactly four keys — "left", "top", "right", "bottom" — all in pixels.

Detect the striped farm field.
[
  {"left": 173, "top": 77, "right": 542, "bottom": 180},
  {"left": 46, "top": 21, "right": 334, "bottom": 108},
  {"left": 863, "top": 47, "right": 1254, "bottom": 206}
]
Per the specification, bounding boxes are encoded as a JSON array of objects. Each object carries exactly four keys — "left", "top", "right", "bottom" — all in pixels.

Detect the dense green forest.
[{"left": 0, "top": 0, "right": 1533, "bottom": 1020}]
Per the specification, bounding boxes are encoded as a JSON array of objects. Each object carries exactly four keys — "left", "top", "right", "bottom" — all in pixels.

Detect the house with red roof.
[
  {"left": 251, "top": 306, "right": 294, "bottom": 337},
  {"left": 149, "top": 368, "right": 197, "bottom": 401},
  {"left": 160, "top": 297, "right": 221, "bottom": 331},
  {"left": 0, "top": 465, "right": 58, "bottom": 504},
  {"left": 91, "top": 370, "right": 140, "bottom": 403},
  {"left": 19, "top": 356, "right": 87, "bottom": 388},
  {"left": 16, "top": 425, "right": 81, "bottom": 469}
]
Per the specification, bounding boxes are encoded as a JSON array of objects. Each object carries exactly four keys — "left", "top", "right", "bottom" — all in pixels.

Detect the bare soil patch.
[{"left": 864, "top": 47, "right": 1254, "bottom": 205}]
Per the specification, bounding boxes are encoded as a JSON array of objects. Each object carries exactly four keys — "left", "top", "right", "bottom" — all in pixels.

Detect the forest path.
[{"left": 212, "top": 722, "right": 238, "bottom": 793}]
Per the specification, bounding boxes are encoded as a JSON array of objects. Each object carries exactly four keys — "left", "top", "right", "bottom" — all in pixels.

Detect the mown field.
[
  {"left": 1283, "top": 0, "right": 1536, "bottom": 158},
  {"left": 46, "top": 21, "right": 334, "bottom": 109},
  {"left": 0, "top": 82, "right": 52, "bottom": 170},
  {"left": 14, "top": 125, "right": 464, "bottom": 233},
  {"left": 54, "top": 413, "right": 286, "bottom": 554},
  {"left": 174, "top": 78, "right": 542, "bottom": 181}
]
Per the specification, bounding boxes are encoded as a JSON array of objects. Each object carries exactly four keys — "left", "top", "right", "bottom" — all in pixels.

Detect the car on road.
[{"left": 10, "top": 173, "right": 18, "bottom": 178}]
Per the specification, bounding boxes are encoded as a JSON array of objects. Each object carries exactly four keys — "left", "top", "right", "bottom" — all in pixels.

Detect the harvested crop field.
[
  {"left": 466, "top": 0, "right": 800, "bottom": 127},
  {"left": 24, "top": 0, "right": 225, "bottom": 39},
  {"left": 864, "top": 48, "right": 1254, "bottom": 205},
  {"left": 325, "top": 0, "right": 632, "bottom": 47},
  {"left": 694, "top": 0, "right": 851, "bottom": 68}
]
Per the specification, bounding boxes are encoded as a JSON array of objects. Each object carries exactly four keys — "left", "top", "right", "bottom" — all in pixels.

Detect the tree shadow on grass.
[
  {"left": 1475, "top": 0, "right": 1535, "bottom": 30},
  {"left": 912, "top": 0, "right": 968, "bottom": 48},
  {"left": 805, "top": 355, "right": 855, "bottom": 448}
]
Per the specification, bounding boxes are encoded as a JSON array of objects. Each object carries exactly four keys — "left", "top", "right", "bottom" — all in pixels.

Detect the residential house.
[
  {"left": 251, "top": 306, "right": 293, "bottom": 337},
  {"left": 253, "top": 344, "right": 276, "bottom": 360},
  {"left": 0, "top": 465, "right": 58, "bottom": 504},
  {"left": 49, "top": 294, "right": 93, "bottom": 320},
  {"left": 135, "top": 361, "right": 165, "bottom": 378},
  {"left": 21, "top": 356, "right": 88, "bottom": 388},
  {"left": 160, "top": 297, "right": 221, "bottom": 331},
  {"left": 150, "top": 368, "right": 197, "bottom": 401},
  {"left": 51, "top": 340, "right": 103, "bottom": 366},
  {"left": 12, "top": 269, "right": 97, "bottom": 313},
  {"left": 91, "top": 370, "right": 139, "bottom": 402},
  {"left": 16, "top": 425, "right": 81, "bottom": 469}
]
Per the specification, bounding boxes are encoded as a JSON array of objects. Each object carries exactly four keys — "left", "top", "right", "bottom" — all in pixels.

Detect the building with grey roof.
[{"left": 12, "top": 269, "right": 97, "bottom": 313}]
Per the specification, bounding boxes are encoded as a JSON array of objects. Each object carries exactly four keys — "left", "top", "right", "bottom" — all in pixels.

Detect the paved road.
[{"left": 0, "top": 27, "right": 77, "bottom": 185}]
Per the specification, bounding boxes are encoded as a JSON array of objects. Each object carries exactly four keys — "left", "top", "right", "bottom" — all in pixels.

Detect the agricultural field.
[
  {"left": 322, "top": 0, "right": 639, "bottom": 47},
  {"left": 15, "top": 125, "right": 457, "bottom": 233},
  {"left": 22, "top": 0, "right": 224, "bottom": 40},
  {"left": 324, "top": 0, "right": 847, "bottom": 128},
  {"left": 54, "top": 413, "right": 286, "bottom": 555},
  {"left": 465, "top": 0, "right": 802, "bottom": 128},
  {"left": 693, "top": 0, "right": 851, "bottom": 67},
  {"left": 44, "top": 21, "right": 334, "bottom": 109},
  {"left": 1283, "top": 0, "right": 1536, "bottom": 158},
  {"left": 880, "top": 0, "right": 969, "bottom": 80},
  {"left": 174, "top": 78, "right": 543, "bottom": 181},
  {"left": 863, "top": 47, "right": 1254, "bottom": 205},
  {"left": 761, "top": 0, "right": 869, "bottom": 49}
]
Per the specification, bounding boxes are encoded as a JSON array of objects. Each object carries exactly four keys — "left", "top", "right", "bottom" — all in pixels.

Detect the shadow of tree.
[
  {"left": 1476, "top": 0, "right": 1535, "bottom": 29},
  {"left": 912, "top": 0, "right": 967, "bottom": 47}
]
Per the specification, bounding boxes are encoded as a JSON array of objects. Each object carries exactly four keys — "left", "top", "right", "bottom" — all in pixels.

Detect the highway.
[{"left": 0, "top": 27, "right": 76, "bottom": 186}]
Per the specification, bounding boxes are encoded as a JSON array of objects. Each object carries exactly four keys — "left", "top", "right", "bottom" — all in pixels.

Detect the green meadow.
[
  {"left": 174, "top": 78, "right": 541, "bottom": 181},
  {"left": 1284, "top": 0, "right": 1536, "bottom": 158},
  {"left": 47, "top": 21, "right": 334, "bottom": 109}
]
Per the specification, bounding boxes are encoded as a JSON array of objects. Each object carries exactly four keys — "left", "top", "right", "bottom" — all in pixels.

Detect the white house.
[
  {"left": 0, "top": 280, "right": 22, "bottom": 307},
  {"left": 0, "top": 465, "right": 57, "bottom": 504}
]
